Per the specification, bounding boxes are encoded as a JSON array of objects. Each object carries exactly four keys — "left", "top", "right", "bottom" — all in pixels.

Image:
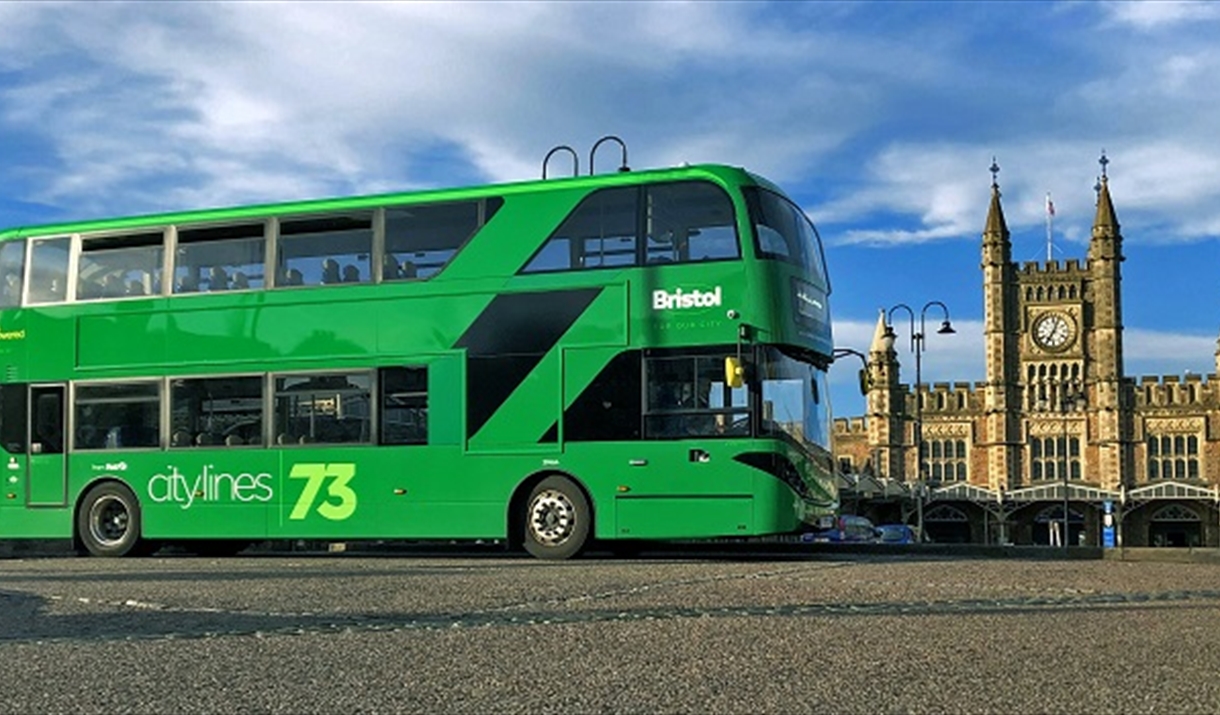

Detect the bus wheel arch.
[
  {"left": 75, "top": 479, "right": 149, "bottom": 557},
  {"left": 509, "top": 471, "right": 594, "bottom": 560}
]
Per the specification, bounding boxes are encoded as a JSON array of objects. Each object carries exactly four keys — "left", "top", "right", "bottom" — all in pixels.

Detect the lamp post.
[
  {"left": 1040, "top": 386, "right": 1086, "bottom": 549},
  {"left": 884, "top": 301, "right": 955, "bottom": 543}
]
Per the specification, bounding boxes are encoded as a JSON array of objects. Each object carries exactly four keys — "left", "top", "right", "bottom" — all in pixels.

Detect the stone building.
[{"left": 833, "top": 157, "right": 1220, "bottom": 546}]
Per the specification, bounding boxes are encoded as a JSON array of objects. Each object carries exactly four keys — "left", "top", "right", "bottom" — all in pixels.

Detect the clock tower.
[{"left": 986, "top": 153, "right": 1134, "bottom": 490}]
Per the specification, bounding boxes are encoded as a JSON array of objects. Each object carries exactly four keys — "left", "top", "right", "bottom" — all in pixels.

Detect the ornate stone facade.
[{"left": 833, "top": 159, "right": 1220, "bottom": 546}]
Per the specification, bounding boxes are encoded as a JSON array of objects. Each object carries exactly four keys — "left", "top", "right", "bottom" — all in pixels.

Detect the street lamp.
[
  {"left": 884, "top": 301, "right": 955, "bottom": 543},
  {"left": 1039, "top": 386, "right": 1086, "bottom": 549}
]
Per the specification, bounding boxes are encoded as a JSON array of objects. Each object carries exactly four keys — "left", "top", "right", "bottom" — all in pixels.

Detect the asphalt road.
[{"left": 3, "top": 549, "right": 1219, "bottom": 714}]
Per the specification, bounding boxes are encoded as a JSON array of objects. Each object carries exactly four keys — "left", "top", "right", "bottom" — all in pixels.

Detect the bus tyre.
[
  {"left": 78, "top": 482, "right": 144, "bottom": 557},
  {"left": 523, "top": 476, "right": 590, "bottom": 560}
]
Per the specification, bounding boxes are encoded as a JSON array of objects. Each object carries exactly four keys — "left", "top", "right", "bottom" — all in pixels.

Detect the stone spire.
[
  {"left": 979, "top": 158, "right": 1020, "bottom": 493},
  {"left": 1086, "top": 151, "right": 1131, "bottom": 491},
  {"left": 982, "top": 158, "right": 1010, "bottom": 249},
  {"left": 869, "top": 308, "right": 893, "bottom": 354}
]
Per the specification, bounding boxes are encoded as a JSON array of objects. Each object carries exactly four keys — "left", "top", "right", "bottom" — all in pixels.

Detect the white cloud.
[
  {"left": 1125, "top": 328, "right": 1218, "bottom": 369},
  {"left": 2, "top": 1, "right": 1220, "bottom": 249},
  {"left": 1101, "top": 2, "right": 1220, "bottom": 31}
]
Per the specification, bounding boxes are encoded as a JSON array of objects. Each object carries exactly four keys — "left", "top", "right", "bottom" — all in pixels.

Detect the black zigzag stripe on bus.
[{"left": 455, "top": 287, "right": 602, "bottom": 440}]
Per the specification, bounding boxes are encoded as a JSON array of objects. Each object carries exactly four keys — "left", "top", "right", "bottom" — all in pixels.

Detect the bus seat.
[
  {"left": 224, "top": 434, "right": 244, "bottom": 446},
  {"left": 285, "top": 269, "right": 304, "bottom": 286},
  {"left": 231, "top": 271, "right": 250, "bottom": 289},
  {"left": 171, "top": 431, "right": 191, "bottom": 447},
  {"left": 177, "top": 275, "right": 199, "bottom": 293},
  {"left": 321, "top": 259, "right": 341, "bottom": 284},
  {"left": 342, "top": 264, "right": 360, "bottom": 283},
  {"left": 402, "top": 261, "right": 418, "bottom": 279},
  {"left": 195, "top": 432, "right": 215, "bottom": 446},
  {"left": 127, "top": 280, "right": 146, "bottom": 296}
]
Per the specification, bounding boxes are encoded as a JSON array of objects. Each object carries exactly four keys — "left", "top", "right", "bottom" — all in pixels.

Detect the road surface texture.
[{"left": 3, "top": 549, "right": 1218, "bottom": 714}]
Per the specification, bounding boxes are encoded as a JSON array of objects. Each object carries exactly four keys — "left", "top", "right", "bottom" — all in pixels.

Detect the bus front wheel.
[
  {"left": 77, "top": 482, "right": 144, "bottom": 557},
  {"left": 522, "top": 476, "right": 590, "bottom": 560}
]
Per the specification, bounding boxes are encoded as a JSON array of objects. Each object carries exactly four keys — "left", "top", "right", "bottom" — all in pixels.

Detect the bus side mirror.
[
  {"left": 725, "top": 356, "right": 745, "bottom": 389},
  {"left": 858, "top": 368, "right": 870, "bottom": 395}
]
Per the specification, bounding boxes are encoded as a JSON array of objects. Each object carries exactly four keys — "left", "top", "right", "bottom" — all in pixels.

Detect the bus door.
[{"left": 27, "top": 384, "right": 67, "bottom": 506}]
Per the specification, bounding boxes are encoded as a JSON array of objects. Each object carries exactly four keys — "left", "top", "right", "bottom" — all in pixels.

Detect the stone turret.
[
  {"left": 980, "top": 162, "right": 1021, "bottom": 491},
  {"left": 866, "top": 309, "right": 907, "bottom": 480},
  {"left": 1086, "top": 154, "right": 1132, "bottom": 490}
]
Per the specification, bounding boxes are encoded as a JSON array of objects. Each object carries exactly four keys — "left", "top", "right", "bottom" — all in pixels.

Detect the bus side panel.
[
  {"left": 615, "top": 496, "right": 753, "bottom": 540},
  {"left": 0, "top": 506, "right": 71, "bottom": 539}
]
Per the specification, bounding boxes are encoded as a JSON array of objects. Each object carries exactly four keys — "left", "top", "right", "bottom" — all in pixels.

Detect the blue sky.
[{"left": 1, "top": 1, "right": 1218, "bottom": 417}]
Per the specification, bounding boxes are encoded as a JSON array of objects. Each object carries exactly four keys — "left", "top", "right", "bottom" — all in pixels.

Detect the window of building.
[
  {"left": 1031, "top": 435, "right": 1081, "bottom": 481},
  {"left": 74, "top": 382, "right": 160, "bottom": 450},
  {"left": 278, "top": 214, "right": 373, "bottom": 287},
  {"left": 384, "top": 198, "right": 501, "bottom": 281},
  {"left": 176, "top": 223, "right": 266, "bottom": 293},
  {"left": 170, "top": 376, "right": 264, "bottom": 447},
  {"left": 274, "top": 372, "right": 371, "bottom": 445},
  {"left": 380, "top": 367, "right": 427, "bottom": 445},
  {"left": 923, "top": 438, "right": 968, "bottom": 483},
  {"left": 1147, "top": 434, "right": 1201, "bottom": 481},
  {"left": 77, "top": 232, "right": 164, "bottom": 300}
]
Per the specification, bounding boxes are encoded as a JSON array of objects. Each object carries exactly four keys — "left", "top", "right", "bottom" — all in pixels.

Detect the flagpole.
[{"left": 1045, "top": 192, "right": 1054, "bottom": 262}]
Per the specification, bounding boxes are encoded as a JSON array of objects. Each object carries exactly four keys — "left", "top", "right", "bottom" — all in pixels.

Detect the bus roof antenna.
[
  {"left": 542, "top": 145, "right": 579, "bottom": 180},
  {"left": 589, "top": 135, "right": 629, "bottom": 175}
]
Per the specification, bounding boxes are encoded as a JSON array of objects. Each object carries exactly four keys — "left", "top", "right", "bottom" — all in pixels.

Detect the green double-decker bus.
[{"left": 0, "top": 160, "right": 836, "bottom": 559}]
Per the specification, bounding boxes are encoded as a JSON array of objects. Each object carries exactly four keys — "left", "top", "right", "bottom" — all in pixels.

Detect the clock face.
[{"left": 1033, "top": 313, "right": 1073, "bottom": 349}]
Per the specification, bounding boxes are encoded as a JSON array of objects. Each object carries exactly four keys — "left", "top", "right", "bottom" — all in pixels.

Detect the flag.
[{"left": 1046, "top": 193, "right": 1055, "bottom": 217}]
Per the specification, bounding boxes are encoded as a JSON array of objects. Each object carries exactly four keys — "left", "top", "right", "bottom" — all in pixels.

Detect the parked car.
[
  {"left": 805, "top": 515, "right": 877, "bottom": 543},
  {"left": 874, "top": 523, "right": 917, "bottom": 544}
]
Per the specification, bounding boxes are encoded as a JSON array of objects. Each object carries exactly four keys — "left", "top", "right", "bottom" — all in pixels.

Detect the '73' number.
[{"left": 289, "top": 463, "right": 357, "bottom": 521}]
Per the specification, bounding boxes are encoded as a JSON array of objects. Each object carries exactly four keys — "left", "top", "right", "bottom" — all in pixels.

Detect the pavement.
[{"left": 3, "top": 548, "right": 1220, "bottom": 713}]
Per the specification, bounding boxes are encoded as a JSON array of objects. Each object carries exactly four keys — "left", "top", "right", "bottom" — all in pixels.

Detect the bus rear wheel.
[
  {"left": 522, "top": 476, "right": 590, "bottom": 560},
  {"left": 78, "top": 482, "right": 144, "bottom": 557}
]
